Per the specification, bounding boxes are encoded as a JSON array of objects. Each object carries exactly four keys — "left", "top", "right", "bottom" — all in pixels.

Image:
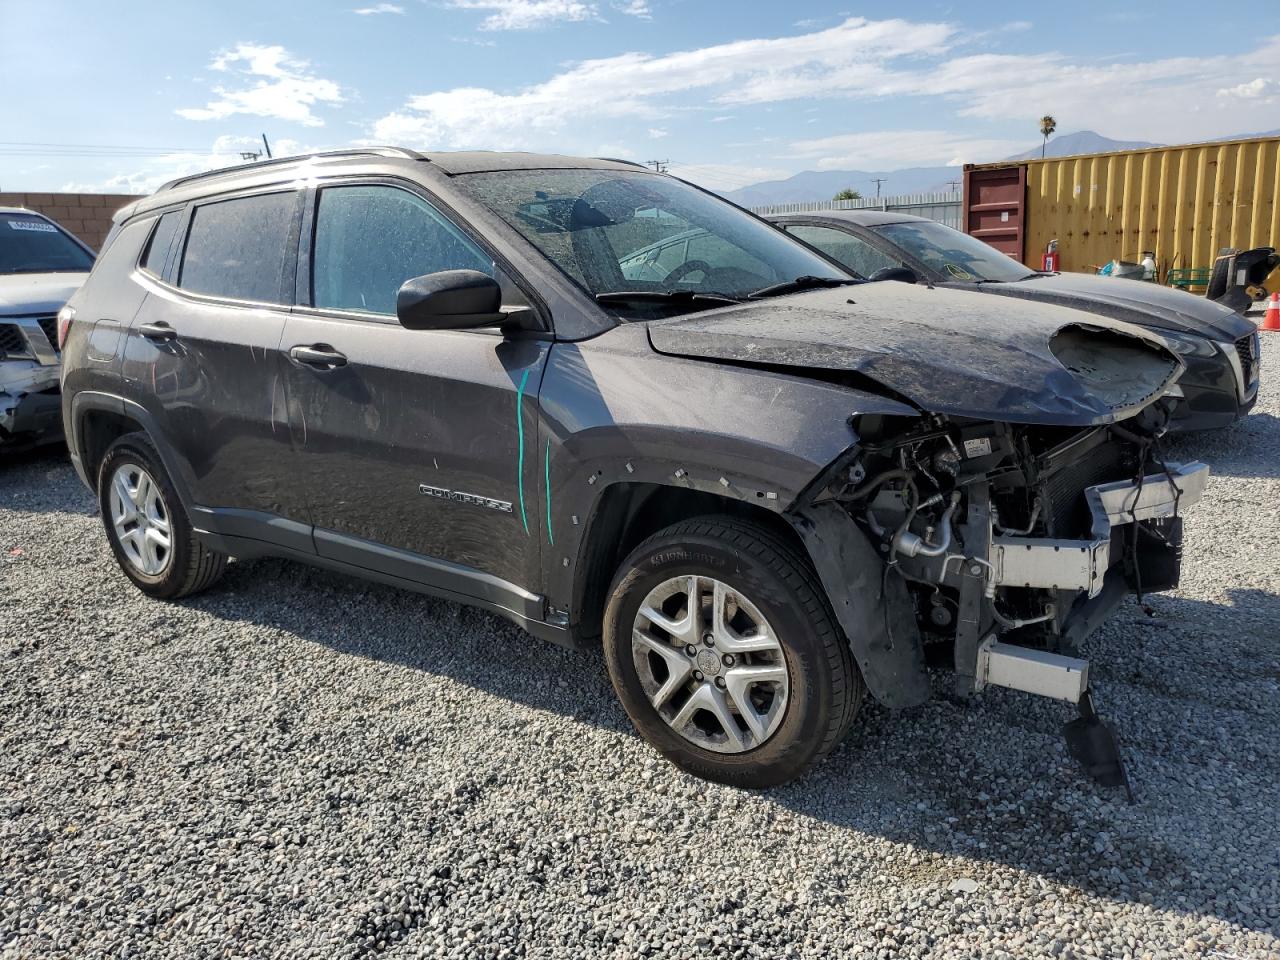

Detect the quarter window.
[
  {"left": 178, "top": 192, "right": 297, "bottom": 303},
  {"left": 140, "top": 211, "right": 181, "bottom": 278},
  {"left": 312, "top": 185, "right": 494, "bottom": 316},
  {"left": 785, "top": 224, "right": 898, "bottom": 279}
]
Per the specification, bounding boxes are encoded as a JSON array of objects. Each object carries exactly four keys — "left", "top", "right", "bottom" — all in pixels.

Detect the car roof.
[
  {"left": 769, "top": 209, "right": 929, "bottom": 227},
  {"left": 115, "top": 147, "right": 652, "bottom": 223},
  {"left": 0, "top": 206, "right": 49, "bottom": 217}
]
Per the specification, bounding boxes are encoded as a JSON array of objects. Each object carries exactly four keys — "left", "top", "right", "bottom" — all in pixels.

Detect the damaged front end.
[
  {"left": 789, "top": 331, "right": 1207, "bottom": 794},
  {"left": 1, "top": 358, "right": 62, "bottom": 450},
  {"left": 841, "top": 401, "right": 1206, "bottom": 698}
]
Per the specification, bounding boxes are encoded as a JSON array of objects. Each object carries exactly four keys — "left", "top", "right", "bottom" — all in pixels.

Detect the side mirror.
[
  {"left": 396, "top": 270, "right": 504, "bottom": 330},
  {"left": 867, "top": 265, "right": 919, "bottom": 284}
]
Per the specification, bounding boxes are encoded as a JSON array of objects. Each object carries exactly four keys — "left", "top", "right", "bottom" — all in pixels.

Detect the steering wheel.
[{"left": 661, "top": 259, "right": 714, "bottom": 289}]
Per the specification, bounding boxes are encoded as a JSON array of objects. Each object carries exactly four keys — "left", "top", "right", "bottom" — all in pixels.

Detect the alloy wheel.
[
  {"left": 631, "top": 575, "right": 790, "bottom": 753},
  {"left": 109, "top": 463, "right": 173, "bottom": 577}
]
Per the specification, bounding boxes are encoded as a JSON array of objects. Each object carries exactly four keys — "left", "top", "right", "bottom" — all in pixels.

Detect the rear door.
[
  {"left": 121, "top": 188, "right": 305, "bottom": 549},
  {"left": 279, "top": 179, "right": 550, "bottom": 603}
]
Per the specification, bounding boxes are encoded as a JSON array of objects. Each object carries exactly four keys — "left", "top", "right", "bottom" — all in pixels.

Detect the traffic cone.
[{"left": 1263, "top": 292, "right": 1280, "bottom": 333}]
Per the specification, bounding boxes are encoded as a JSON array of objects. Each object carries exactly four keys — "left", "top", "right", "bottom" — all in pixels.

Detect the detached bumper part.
[
  {"left": 975, "top": 638, "right": 1089, "bottom": 703},
  {"left": 989, "top": 461, "right": 1209, "bottom": 598},
  {"left": 979, "top": 464, "right": 1207, "bottom": 800},
  {"left": 1, "top": 361, "right": 63, "bottom": 446}
]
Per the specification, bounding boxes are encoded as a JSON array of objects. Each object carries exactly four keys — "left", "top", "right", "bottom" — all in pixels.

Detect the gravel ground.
[{"left": 2, "top": 339, "right": 1278, "bottom": 960}]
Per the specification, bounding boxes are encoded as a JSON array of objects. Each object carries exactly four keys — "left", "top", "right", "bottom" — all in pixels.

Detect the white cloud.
[
  {"left": 371, "top": 17, "right": 954, "bottom": 149},
  {"left": 370, "top": 20, "right": 1280, "bottom": 160},
  {"left": 647, "top": 127, "right": 668, "bottom": 139},
  {"left": 59, "top": 136, "right": 315, "bottom": 194},
  {"left": 178, "top": 43, "right": 343, "bottom": 127},
  {"left": 449, "top": 0, "right": 596, "bottom": 30},
  {"left": 617, "top": 0, "right": 651, "bottom": 18},
  {"left": 1217, "top": 77, "right": 1279, "bottom": 100},
  {"left": 788, "top": 130, "right": 1027, "bottom": 170},
  {"left": 884, "top": 37, "right": 1280, "bottom": 141},
  {"left": 353, "top": 3, "right": 404, "bottom": 13}
]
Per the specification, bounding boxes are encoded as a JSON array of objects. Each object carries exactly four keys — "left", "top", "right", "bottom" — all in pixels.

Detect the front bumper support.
[{"left": 989, "top": 461, "right": 1209, "bottom": 598}]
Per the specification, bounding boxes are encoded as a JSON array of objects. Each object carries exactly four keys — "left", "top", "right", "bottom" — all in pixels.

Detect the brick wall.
[{"left": 0, "top": 192, "right": 145, "bottom": 252}]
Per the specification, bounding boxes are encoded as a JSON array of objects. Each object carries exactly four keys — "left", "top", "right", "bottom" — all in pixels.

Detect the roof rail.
[
  {"left": 594, "top": 157, "right": 650, "bottom": 169},
  {"left": 155, "top": 147, "right": 426, "bottom": 193}
]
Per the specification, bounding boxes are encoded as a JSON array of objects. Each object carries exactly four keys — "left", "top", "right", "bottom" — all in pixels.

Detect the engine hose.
[
  {"left": 847, "top": 468, "right": 912, "bottom": 501},
  {"left": 989, "top": 599, "right": 1056, "bottom": 630},
  {"left": 887, "top": 481, "right": 920, "bottom": 565},
  {"left": 893, "top": 491, "right": 960, "bottom": 559}
]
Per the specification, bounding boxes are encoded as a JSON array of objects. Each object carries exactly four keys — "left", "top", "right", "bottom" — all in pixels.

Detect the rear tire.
[
  {"left": 603, "top": 516, "right": 863, "bottom": 788},
  {"left": 97, "top": 432, "right": 227, "bottom": 599}
]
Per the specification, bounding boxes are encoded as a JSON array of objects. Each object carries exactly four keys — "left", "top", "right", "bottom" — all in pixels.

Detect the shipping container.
[{"left": 963, "top": 136, "right": 1280, "bottom": 280}]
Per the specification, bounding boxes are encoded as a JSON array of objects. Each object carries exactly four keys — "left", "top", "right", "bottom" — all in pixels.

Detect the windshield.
[
  {"left": 0, "top": 213, "right": 95, "bottom": 274},
  {"left": 455, "top": 169, "right": 848, "bottom": 312},
  {"left": 872, "top": 220, "right": 1035, "bottom": 283}
]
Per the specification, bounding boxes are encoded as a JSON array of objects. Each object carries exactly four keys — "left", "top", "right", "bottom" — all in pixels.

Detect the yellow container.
[{"left": 964, "top": 136, "right": 1280, "bottom": 277}]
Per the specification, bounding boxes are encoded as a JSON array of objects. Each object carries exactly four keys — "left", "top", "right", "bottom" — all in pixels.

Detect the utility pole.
[
  {"left": 261, "top": 133, "right": 273, "bottom": 159},
  {"left": 645, "top": 159, "right": 668, "bottom": 173},
  {"left": 871, "top": 177, "right": 887, "bottom": 198},
  {"left": 946, "top": 179, "right": 961, "bottom": 192}
]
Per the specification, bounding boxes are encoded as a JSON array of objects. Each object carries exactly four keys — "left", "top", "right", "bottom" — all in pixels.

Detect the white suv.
[{"left": 0, "top": 208, "right": 95, "bottom": 450}]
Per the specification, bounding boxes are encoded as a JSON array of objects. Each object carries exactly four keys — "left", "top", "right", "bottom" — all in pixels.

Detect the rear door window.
[
  {"left": 139, "top": 211, "right": 182, "bottom": 278},
  {"left": 178, "top": 192, "right": 298, "bottom": 303},
  {"left": 785, "top": 224, "right": 897, "bottom": 279},
  {"left": 311, "top": 184, "right": 494, "bottom": 316}
]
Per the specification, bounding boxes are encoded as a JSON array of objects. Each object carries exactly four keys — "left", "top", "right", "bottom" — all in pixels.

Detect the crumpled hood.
[
  {"left": 647, "top": 282, "right": 1182, "bottom": 426},
  {"left": 0, "top": 272, "right": 88, "bottom": 316},
  {"left": 966, "top": 272, "right": 1253, "bottom": 342}
]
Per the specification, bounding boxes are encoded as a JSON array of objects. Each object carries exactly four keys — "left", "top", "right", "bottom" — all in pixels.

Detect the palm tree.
[
  {"left": 1039, "top": 115, "right": 1057, "bottom": 159},
  {"left": 833, "top": 188, "right": 862, "bottom": 201}
]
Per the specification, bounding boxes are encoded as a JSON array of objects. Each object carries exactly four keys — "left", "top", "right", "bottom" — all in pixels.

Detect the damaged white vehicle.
[{"left": 0, "top": 208, "right": 94, "bottom": 451}]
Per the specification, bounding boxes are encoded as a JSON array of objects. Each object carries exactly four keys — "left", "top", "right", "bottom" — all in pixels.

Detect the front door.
[{"left": 280, "top": 181, "right": 549, "bottom": 602}]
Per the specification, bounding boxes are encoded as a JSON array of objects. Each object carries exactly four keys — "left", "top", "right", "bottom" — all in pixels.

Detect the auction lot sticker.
[{"left": 7, "top": 220, "right": 58, "bottom": 233}]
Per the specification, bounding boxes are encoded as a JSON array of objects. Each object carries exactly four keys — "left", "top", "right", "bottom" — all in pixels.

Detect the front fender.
[{"left": 536, "top": 325, "right": 917, "bottom": 631}]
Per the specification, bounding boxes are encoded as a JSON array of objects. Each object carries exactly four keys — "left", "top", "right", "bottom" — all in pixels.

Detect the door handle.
[
  {"left": 138, "top": 321, "right": 177, "bottom": 342},
  {"left": 289, "top": 344, "right": 348, "bottom": 369}
]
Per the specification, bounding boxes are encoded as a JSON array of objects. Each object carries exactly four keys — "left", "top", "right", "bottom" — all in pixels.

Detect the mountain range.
[{"left": 721, "top": 130, "right": 1273, "bottom": 207}]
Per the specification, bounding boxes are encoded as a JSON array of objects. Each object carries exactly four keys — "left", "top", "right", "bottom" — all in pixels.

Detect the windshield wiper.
[
  {"left": 595, "top": 290, "right": 742, "bottom": 307},
  {"left": 747, "top": 275, "right": 859, "bottom": 299}
]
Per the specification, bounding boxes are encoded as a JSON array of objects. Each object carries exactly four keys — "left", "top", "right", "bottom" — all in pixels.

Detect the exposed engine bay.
[
  {"left": 819, "top": 399, "right": 1209, "bottom": 794},
  {"left": 841, "top": 398, "right": 1207, "bottom": 674}
]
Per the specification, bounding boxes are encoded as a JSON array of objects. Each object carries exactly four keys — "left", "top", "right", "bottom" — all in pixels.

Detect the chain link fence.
[{"left": 749, "top": 192, "right": 962, "bottom": 230}]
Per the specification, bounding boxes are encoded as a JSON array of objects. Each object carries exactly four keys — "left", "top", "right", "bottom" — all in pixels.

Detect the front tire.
[
  {"left": 97, "top": 433, "right": 227, "bottom": 599},
  {"left": 603, "top": 516, "right": 863, "bottom": 788}
]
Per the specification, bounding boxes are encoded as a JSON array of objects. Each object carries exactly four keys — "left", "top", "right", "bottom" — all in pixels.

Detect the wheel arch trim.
[
  {"left": 787, "top": 501, "right": 931, "bottom": 709},
  {"left": 68, "top": 391, "right": 195, "bottom": 509}
]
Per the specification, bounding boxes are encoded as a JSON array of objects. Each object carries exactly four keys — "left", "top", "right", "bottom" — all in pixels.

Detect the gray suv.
[{"left": 60, "top": 148, "right": 1207, "bottom": 787}]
